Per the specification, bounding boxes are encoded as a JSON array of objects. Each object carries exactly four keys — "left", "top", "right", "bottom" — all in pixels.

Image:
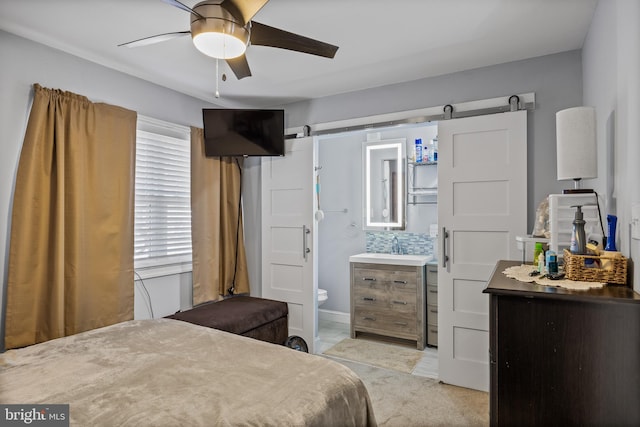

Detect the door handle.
[
  {"left": 302, "top": 225, "right": 311, "bottom": 261},
  {"left": 441, "top": 226, "right": 449, "bottom": 268}
]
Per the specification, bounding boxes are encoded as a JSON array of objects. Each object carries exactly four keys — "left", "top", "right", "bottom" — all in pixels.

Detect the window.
[{"left": 134, "top": 116, "right": 192, "bottom": 271}]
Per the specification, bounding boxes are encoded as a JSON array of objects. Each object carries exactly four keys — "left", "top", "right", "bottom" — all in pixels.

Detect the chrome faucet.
[{"left": 391, "top": 235, "right": 400, "bottom": 254}]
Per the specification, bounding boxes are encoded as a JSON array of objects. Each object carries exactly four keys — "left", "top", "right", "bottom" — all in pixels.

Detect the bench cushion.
[{"left": 166, "top": 296, "right": 288, "bottom": 344}]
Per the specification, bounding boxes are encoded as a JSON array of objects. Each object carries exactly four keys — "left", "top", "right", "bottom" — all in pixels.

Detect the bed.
[{"left": 0, "top": 319, "right": 376, "bottom": 426}]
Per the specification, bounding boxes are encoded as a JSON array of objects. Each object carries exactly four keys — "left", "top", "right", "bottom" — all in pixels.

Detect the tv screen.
[{"left": 202, "top": 109, "right": 285, "bottom": 157}]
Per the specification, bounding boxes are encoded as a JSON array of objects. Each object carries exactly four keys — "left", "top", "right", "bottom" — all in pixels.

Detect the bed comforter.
[{"left": 0, "top": 319, "right": 376, "bottom": 426}]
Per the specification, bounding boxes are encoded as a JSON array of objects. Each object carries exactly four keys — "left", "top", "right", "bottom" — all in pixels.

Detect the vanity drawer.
[
  {"left": 427, "top": 305, "right": 438, "bottom": 325},
  {"left": 353, "top": 308, "right": 417, "bottom": 335},
  {"left": 353, "top": 287, "right": 417, "bottom": 310},
  {"left": 426, "top": 265, "right": 438, "bottom": 285},
  {"left": 427, "top": 325, "right": 438, "bottom": 347},
  {"left": 426, "top": 284, "right": 438, "bottom": 305},
  {"left": 353, "top": 267, "right": 417, "bottom": 291},
  {"left": 354, "top": 295, "right": 417, "bottom": 321}
]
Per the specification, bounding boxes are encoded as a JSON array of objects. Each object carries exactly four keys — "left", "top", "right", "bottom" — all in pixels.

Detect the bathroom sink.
[{"left": 349, "top": 253, "right": 433, "bottom": 266}]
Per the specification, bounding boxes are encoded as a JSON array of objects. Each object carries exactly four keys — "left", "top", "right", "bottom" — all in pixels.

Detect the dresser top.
[{"left": 483, "top": 260, "right": 640, "bottom": 304}]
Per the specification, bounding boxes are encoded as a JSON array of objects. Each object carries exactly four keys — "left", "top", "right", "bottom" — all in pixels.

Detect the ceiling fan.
[{"left": 119, "top": 0, "right": 339, "bottom": 80}]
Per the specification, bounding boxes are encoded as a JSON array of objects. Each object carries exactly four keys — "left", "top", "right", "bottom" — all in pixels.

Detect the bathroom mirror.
[{"left": 363, "top": 138, "right": 406, "bottom": 230}]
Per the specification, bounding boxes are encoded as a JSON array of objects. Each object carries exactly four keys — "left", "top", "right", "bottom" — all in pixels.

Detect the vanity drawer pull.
[
  {"left": 362, "top": 277, "right": 377, "bottom": 281},
  {"left": 394, "top": 321, "right": 408, "bottom": 326},
  {"left": 429, "top": 289, "right": 438, "bottom": 294},
  {"left": 363, "top": 297, "right": 376, "bottom": 301},
  {"left": 430, "top": 328, "right": 438, "bottom": 333},
  {"left": 392, "top": 300, "right": 408, "bottom": 305},
  {"left": 363, "top": 316, "right": 376, "bottom": 321},
  {"left": 393, "top": 280, "right": 407, "bottom": 285},
  {"left": 429, "top": 309, "right": 438, "bottom": 313}
]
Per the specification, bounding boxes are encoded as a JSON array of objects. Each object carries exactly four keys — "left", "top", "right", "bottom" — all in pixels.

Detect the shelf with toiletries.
[{"left": 408, "top": 136, "right": 438, "bottom": 205}]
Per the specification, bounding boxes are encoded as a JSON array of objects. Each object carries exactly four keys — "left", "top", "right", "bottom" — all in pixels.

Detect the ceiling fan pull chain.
[{"left": 215, "top": 58, "right": 220, "bottom": 98}]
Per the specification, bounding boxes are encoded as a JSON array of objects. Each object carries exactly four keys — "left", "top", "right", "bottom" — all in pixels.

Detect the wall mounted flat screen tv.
[{"left": 202, "top": 108, "right": 285, "bottom": 157}]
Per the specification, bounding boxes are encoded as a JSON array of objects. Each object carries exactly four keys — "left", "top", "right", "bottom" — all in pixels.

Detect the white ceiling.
[{"left": 0, "top": 0, "right": 597, "bottom": 108}]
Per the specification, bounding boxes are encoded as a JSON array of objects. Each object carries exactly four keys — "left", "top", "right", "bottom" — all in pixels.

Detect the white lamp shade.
[{"left": 556, "top": 106, "right": 597, "bottom": 181}]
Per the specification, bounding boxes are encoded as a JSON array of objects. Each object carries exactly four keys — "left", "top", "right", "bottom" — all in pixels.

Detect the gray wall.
[
  {"left": 0, "top": 30, "right": 222, "bottom": 347},
  {"left": 582, "top": 0, "right": 640, "bottom": 292}
]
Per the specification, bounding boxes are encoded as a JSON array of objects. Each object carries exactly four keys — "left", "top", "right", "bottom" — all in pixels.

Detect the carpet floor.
[
  {"left": 323, "top": 338, "right": 424, "bottom": 373},
  {"left": 329, "top": 358, "right": 489, "bottom": 427}
]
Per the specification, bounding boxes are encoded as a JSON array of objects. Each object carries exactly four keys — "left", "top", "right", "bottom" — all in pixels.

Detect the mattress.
[{"left": 0, "top": 319, "right": 376, "bottom": 426}]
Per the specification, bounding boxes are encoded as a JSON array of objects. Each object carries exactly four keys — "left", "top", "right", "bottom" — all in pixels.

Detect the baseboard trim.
[{"left": 318, "top": 309, "right": 350, "bottom": 324}]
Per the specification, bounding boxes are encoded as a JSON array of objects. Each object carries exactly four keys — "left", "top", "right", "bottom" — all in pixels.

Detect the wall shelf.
[{"left": 408, "top": 161, "right": 437, "bottom": 205}]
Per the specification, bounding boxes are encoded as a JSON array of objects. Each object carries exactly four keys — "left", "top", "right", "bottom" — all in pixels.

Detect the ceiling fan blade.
[
  {"left": 222, "top": 0, "right": 269, "bottom": 25},
  {"left": 118, "top": 31, "right": 191, "bottom": 48},
  {"left": 226, "top": 55, "right": 252, "bottom": 80},
  {"left": 250, "top": 21, "right": 338, "bottom": 59},
  {"left": 162, "top": 0, "right": 206, "bottom": 19}
]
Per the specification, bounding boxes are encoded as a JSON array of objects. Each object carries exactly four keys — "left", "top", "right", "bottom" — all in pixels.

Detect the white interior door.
[
  {"left": 261, "top": 136, "right": 318, "bottom": 353},
  {"left": 438, "top": 111, "right": 527, "bottom": 391}
]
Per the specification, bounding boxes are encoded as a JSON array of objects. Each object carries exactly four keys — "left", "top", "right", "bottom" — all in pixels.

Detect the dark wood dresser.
[{"left": 483, "top": 260, "right": 640, "bottom": 426}]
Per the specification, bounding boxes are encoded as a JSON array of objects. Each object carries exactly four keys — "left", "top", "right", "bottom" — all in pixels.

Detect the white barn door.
[
  {"left": 437, "top": 111, "right": 527, "bottom": 391},
  {"left": 261, "top": 137, "right": 318, "bottom": 353}
]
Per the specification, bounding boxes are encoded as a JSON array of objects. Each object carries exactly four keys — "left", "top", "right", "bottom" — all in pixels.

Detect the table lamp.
[{"left": 556, "top": 106, "right": 597, "bottom": 194}]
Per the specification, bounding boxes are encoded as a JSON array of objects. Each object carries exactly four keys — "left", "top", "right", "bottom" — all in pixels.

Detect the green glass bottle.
[{"left": 533, "top": 242, "right": 544, "bottom": 266}]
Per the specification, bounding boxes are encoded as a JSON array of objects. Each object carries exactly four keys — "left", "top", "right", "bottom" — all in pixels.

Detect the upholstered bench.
[{"left": 166, "top": 296, "right": 288, "bottom": 345}]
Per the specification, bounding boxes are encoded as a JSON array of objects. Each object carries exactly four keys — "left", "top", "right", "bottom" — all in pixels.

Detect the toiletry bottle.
[
  {"left": 432, "top": 137, "right": 438, "bottom": 162},
  {"left": 605, "top": 214, "right": 618, "bottom": 252},
  {"left": 533, "top": 242, "right": 543, "bottom": 265},
  {"left": 415, "top": 139, "right": 423, "bottom": 164},
  {"left": 570, "top": 205, "right": 586, "bottom": 254},
  {"left": 537, "top": 252, "right": 545, "bottom": 273},
  {"left": 546, "top": 251, "right": 558, "bottom": 274},
  {"left": 424, "top": 140, "right": 433, "bottom": 162}
]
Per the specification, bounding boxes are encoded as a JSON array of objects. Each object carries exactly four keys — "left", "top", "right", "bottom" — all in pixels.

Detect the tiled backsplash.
[{"left": 366, "top": 231, "right": 435, "bottom": 257}]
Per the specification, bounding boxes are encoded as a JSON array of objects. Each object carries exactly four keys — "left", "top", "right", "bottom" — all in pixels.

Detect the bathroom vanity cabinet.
[
  {"left": 350, "top": 259, "right": 426, "bottom": 350},
  {"left": 426, "top": 263, "right": 438, "bottom": 347}
]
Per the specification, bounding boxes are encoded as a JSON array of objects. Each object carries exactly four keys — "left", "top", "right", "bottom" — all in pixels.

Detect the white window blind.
[{"left": 134, "top": 117, "right": 192, "bottom": 269}]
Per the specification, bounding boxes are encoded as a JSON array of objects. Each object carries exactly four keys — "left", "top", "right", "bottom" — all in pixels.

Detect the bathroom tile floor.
[{"left": 318, "top": 318, "right": 439, "bottom": 379}]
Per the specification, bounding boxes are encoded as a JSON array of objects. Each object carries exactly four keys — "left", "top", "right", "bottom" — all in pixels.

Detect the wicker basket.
[{"left": 562, "top": 249, "right": 628, "bottom": 285}]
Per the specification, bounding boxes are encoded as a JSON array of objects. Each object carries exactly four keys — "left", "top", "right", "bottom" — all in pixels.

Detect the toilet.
[{"left": 318, "top": 288, "right": 328, "bottom": 306}]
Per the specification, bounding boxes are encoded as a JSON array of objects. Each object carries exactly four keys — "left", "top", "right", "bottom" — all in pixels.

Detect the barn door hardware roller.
[
  {"left": 509, "top": 95, "right": 521, "bottom": 111},
  {"left": 443, "top": 104, "right": 454, "bottom": 120}
]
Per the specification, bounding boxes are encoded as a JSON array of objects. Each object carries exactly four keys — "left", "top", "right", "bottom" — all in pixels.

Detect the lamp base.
[{"left": 562, "top": 188, "right": 595, "bottom": 194}]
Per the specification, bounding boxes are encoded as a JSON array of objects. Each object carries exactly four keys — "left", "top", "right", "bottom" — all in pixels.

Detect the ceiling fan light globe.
[{"left": 193, "top": 32, "right": 246, "bottom": 59}]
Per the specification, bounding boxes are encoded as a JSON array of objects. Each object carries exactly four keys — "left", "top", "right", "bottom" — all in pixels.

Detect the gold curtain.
[
  {"left": 190, "top": 127, "right": 250, "bottom": 305},
  {"left": 4, "top": 84, "right": 136, "bottom": 350}
]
